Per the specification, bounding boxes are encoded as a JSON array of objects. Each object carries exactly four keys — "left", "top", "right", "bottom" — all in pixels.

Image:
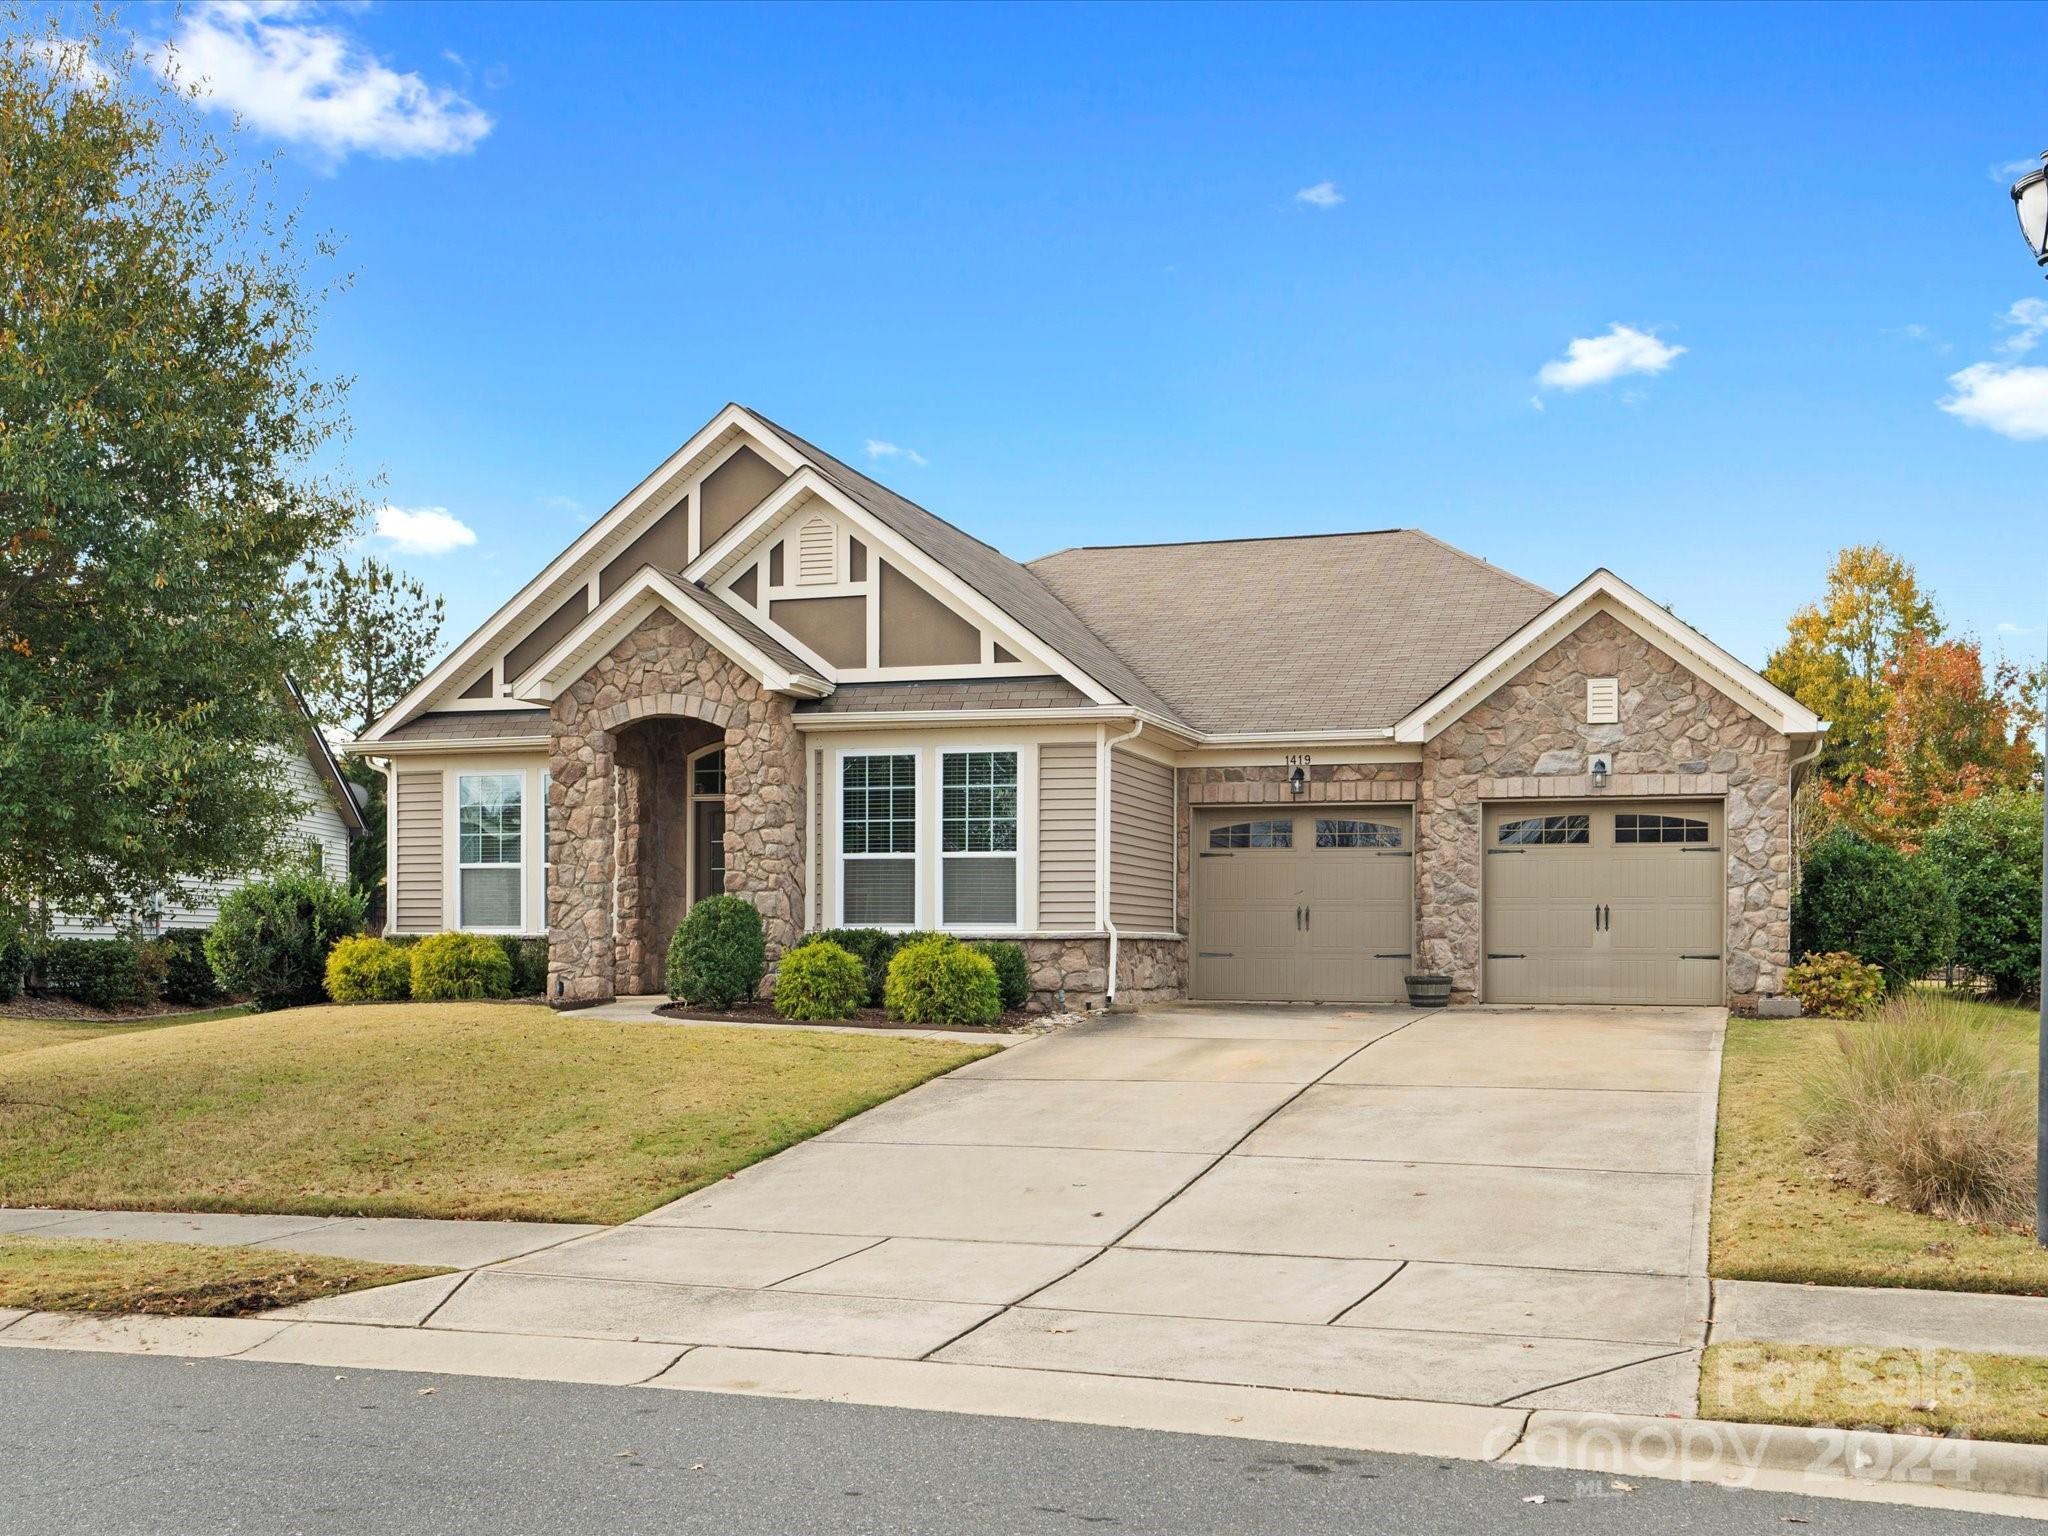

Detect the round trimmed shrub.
[
  {"left": 774, "top": 940, "right": 868, "bottom": 1021},
  {"left": 884, "top": 935, "right": 1001, "bottom": 1027},
  {"left": 204, "top": 871, "right": 365, "bottom": 1011},
  {"left": 1922, "top": 792, "right": 2042, "bottom": 998},
  {"left": 972, "top": 940, "right": 1030, "bottom": 1013},
  {"left": 666, "top": 895, "right": 765, "bottom": 1009},
  {"left": 409, "top": 932, "right": 513, "bottom": 1001},
  {"left": 1785, "top": 951, "right": 1884, "bottom": 1019},
  {"left": 802, "top": 928, "right": 899, "bottom": 1006},
  {"left": 1791, "top": 829, "right": 1957, "bottom": 990},
  {"left": 325, "top": 935, "right": 414, "bottom": 1002}
]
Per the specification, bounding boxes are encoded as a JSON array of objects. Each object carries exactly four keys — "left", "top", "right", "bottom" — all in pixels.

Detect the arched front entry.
[{"left": 611, "top": 714, "right": 728, "bottom": 994}]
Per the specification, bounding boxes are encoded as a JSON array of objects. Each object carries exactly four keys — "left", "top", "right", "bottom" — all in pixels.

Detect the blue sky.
[{"left": 103, "top": 1, "right": 2048, "bottom": 678}]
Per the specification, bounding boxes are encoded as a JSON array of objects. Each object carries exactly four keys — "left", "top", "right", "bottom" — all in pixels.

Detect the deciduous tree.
[{"left": 0, "top": 16, "right": 360, "bottom": 926}]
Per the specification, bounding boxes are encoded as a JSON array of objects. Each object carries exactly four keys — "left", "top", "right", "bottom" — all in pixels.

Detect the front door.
[{"left": 1192, "top": 806, "right": 1413, "bottom": 1002}]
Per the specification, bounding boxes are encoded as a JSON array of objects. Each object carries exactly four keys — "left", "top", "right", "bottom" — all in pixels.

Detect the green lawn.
[
  {"left": 0, "top": 1005, "right": 251, "bottom": 1060},
  {"left": 1702, "top": 1341, "right": 2048, "bottom": 1445},
  {"left": 1711, "top": 1000, "right": 2048, "bottom": 1295},
  {"left": 0, "top": 1234, "right": 439, "bottom": 1317},
  {"left": 0, "top": 1002, "right": 994, "bottom": 1224}
]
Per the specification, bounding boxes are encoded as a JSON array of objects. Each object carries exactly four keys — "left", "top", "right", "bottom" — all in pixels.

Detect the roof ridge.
[
  {"left": 1030, "top": 527, "right": 1413, "bottom": 562},
  {"left": 1399, "top": 527, "right": 1555, "bottom": 601}
]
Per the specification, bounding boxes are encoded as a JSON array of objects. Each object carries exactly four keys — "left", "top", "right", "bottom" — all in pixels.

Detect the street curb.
[{"left": 1506, "top": 1409, "right": 2048, "bottom": 1502}]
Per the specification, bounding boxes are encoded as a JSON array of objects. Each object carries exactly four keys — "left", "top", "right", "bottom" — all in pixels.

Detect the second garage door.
[
  {"left": 1482, "top": 800, "right": 1724, "bottom": 1006},
  {"left": 1192, "top": 806, "right": 1413, "bottom": 1002}
]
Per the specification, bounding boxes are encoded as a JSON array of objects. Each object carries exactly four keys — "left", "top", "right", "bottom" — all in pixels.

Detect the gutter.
[{"left": 1100, "top": 718, "right": 1145, "bottom": 1006}]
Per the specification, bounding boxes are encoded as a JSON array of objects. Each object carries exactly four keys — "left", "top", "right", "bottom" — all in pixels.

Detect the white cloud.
[
  {"left": 1996, "top": 620, "right": 2041, "bottom": 636},
  {"left": 374, "top": 504, "right": 476, "bottom": 555},
  {"left": 152, "top": 2, "right": 492, "bottom": 164},
  {"left": 864, "top": 439, "right": 928, "bottom": 468},
  {"left": 1939, "top": 362, "right": 2048, "bottom": 440},
  {"left": 1294, "top": 181, "right": 1343, "bottom": 210},
  {"left": 1992, "top": 157, "right": 2045, "bottom": 184},
  {"left": 1536, "top": 324, "right": 1687, "bottom": 392},
  {"left": 1997, "top": 298, "right": 2048, "bottom": 356},
  {"left": 29, "top": 36, "right": 112, "bottom": 88}
]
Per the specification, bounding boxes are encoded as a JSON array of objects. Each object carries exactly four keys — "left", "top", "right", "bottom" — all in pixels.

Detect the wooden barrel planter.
[{"left": 1403, "top": 973, "right": 1452, "bottom": 1009}]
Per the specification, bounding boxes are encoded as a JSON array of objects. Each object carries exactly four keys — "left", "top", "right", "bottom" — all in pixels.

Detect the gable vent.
[
  {"left": 795, "top": 516, "right": 837, "bottom": 586},
  {"left": 1586, "top": 676, "right": 1619, "bottom": 725}
]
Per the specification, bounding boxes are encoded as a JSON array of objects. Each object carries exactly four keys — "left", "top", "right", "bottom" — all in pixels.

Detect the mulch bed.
[{"left": 653, "top": 1000, "right": 1041, "bottom": 1034}]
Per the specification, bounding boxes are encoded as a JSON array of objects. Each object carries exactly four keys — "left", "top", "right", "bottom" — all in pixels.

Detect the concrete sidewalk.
[
  {"left": 0, "top": 1207, "right": 602, "bottom": 1268},
  {"left": 1713, "top": 1278, "right": 2048, "bottom": 1359}
]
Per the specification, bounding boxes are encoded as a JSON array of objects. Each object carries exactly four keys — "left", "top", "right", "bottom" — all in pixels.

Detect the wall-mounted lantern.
[
  {"left": 1289, "top": 764, "right": 1307, "bottom": 797},
  {"left": 1589, "top": 754, "right": 1612, "bottom": 791}
]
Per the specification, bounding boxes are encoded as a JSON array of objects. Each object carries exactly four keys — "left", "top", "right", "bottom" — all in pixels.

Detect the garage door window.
[
  {"left": 940, "top": 750, "right": 1018, "bottom": 927},
  {"left": 1615, "top": 813, "right": 1710, "bottom": 844},
  {"left": 1208, "top": 819, "right": 1293, "bottom": 849},
  {"left": 842, "top": 753, "right": 916, "bottom": 926},
  {"left": 1314, "top": 818, "right": 1402, "bottom": 849},
  {"left": 1497, "top": 814, "right": 1589, "bottom": 846}
]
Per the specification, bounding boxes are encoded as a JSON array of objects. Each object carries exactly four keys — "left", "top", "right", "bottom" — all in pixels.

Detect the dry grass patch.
[
  {"left": 1712, "top": 999, "right": 2048, "bottom": 1295},
  {"left": 0, "top": 1002, "right": 993, "bottom": 1223},
  {"left": 1702, "top": 1341, "right": 2048, "bottom": 1446},
  {"left": 0, "top": 1006, "right": 248, "bottom": 1060},
  {"left": 0, "top": 1235, "right": 438, "bottom": 1317}
]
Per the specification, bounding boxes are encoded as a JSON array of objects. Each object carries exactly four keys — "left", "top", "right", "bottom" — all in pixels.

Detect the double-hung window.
[
  {"left": 940, "top": 750, "right": 1018, "bottom": 927},
  {"left": 458, "top": 772, "right": 523, "bottom": 930},
  {"left": 842, "top": 753, "right": 916, "bottom": 926}
]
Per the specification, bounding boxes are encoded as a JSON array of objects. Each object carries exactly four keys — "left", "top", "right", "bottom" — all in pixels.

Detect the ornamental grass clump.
[{"left": 1796, "top": 991, "right": 2036, "bottom": 1227}]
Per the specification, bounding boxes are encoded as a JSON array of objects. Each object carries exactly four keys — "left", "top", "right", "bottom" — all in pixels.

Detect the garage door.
[
  {"left": 1482, "top": 801, "right": 1723, "bottom": 1005},
  {"left": 1192, "top": 807, "right": 1413, "bottom": 1002}
]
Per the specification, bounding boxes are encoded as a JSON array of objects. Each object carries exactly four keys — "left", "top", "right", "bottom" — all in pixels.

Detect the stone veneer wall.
[
  {"left": 1019, "top": 935, "right": 1187, "bottom": 1012},
  {"left": 548, "top": 609, "right": 806, "bottom": 1004},
  {"left": 1416, "top": 609, "right": 1792, "bottom": 1006}
]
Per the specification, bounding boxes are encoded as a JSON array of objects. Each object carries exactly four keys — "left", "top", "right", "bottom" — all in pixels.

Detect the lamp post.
[{"left": 2017, "top": 150, "right": 2048, "bottom": 1246}]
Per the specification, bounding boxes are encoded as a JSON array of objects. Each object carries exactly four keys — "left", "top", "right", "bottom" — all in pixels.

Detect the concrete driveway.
[{"left": 307, "top": 1003, "right": 1723, "bottom": 1415}]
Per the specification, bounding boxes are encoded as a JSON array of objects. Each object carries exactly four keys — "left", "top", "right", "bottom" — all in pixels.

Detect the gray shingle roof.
[
  {"left": 1028, "top": 530, "right": 1554, "bottom": 735},
  {"left": 660, "top": 571, "right": 820, "bottom": 681},
  {"left": 375, "top": 709, "right": 551, "bottom": 744},
  {"left": 745, "top": 409, "right": 1188, "bottom": 728},
  {"left": 796, "top": 677, "right": 1096, "bottom": 715}
]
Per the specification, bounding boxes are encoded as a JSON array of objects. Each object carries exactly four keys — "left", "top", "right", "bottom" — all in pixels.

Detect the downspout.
[{"left": 1101, "top": 719, "right": 1144, "bottom": 1007}]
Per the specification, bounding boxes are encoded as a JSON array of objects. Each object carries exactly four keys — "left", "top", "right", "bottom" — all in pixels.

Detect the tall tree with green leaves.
[
  {"left": 0, "top": 16, "right": 361, "bottom": 928},
  {"left": 297, "top": 554, "right": 446, "bottom": 920},
  {"left": 300, "top": 555, "right": 446, "bottom": 735}
]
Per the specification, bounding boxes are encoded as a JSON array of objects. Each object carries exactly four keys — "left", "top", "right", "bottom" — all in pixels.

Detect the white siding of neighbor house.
[{"left": 48, "top": 749, "right": 353, "bottom": 938}]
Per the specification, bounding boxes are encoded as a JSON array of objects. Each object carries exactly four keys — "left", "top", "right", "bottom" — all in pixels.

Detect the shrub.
[
  {"left": 884, "top": 934, "right": 1001, "bottom": 1027},
  {"left": 972, "top": 940, "right": 1030, "bottom": 1012},
  {"left": 774, "top": 940, "right": 869, "bottom": 1021},
  {"left": 666, "top": 895, "right": 765, "bottom": 1009},
  {"left": 1922, "top": 792, "right": 2043, "bottom": 998},
  {"left": 0, "top": 912, "right": 28, "bottom": 1004},
  {"left": 1796, "top": 991, "right": 2036, "bottom": 1226},
  {"left": 410, "top": 932, "right": 514, "bottom": 1001},
  {"left": 801, "top": 928, "right": 900, "bottom": 1006},
  {"left": 1784, "top": 951, "right": 1885, "bottom": 1020},
  {"left": 158, "top": 927, "right": 221, "bottom": 1006},
  {"left": 35, "top": 938, "right": 151, "bottom": 1010},
  {"left": 325, "top": 935, "right": 414, "bottom": 1003},
  {"left": 1792, "top": 829, "right": 1957, "bottom": 989},
  {"left": 205, "top": 871, "right": 364, "bottom": 1012},
  {"left": 489, "top": 935, "right": 549, "bottom": 997}
]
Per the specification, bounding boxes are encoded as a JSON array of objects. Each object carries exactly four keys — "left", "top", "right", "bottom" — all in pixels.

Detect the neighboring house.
[
  {"left": 50, "top": 684, "right": 367, "bottom": 938},
  {"left": 350, "top": 404, "right": 1824, "bottom": 1011}
]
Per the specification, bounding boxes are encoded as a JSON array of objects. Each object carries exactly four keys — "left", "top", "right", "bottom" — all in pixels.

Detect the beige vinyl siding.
[
  {"left": 1109, "top": 750, "right": 1174, "bottom": 932},
  {"left": 393, "top": 768, "right": 445, "bottom": 933},
  {"left": 1037, "top": 742, "right": 1098, "bottom": 929}
]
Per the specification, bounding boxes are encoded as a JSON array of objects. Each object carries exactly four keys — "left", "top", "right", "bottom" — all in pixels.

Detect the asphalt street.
[{"left": 0, "top": 1348, "right": 2025, "bottom": 1535}]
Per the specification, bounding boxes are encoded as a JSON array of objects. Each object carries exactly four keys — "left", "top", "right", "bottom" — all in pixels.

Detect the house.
[
  {"left": 349, "top": 404, "right": 1824, "bottom": 1011},
  {"left": 53, "top": 682, "right": 367, "bottom": 938}
]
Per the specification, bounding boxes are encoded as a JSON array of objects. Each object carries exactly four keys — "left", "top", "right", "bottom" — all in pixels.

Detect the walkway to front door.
[{"left": 361, "top": 1002, "right": 1723, "bottom": 1414}]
